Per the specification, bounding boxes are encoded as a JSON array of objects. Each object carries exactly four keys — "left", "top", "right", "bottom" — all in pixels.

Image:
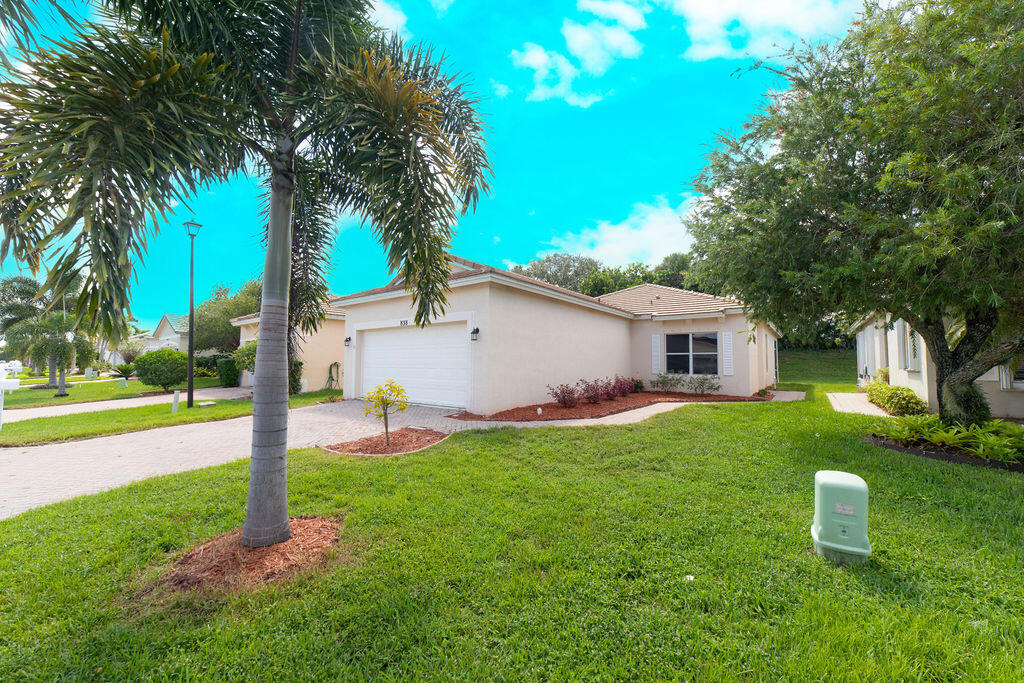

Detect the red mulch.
[
  {"left": 450, "top": 390, "right": 771, "bottom": 422},
  {"left": 160, "top": 517, "right": 341, "bottom": 592},
  {"left": 323, "top": 427, "right": 448, "bottom": 455}
]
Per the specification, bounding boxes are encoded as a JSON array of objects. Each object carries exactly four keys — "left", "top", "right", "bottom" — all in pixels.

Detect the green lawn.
[
  {"left": 16, "top": 373, "right": 111, "bottom": 386},
  {"left": 3, "top": 376, "right": 221, "bottom": 410},
  {"left": 2, "top": 349, "right": 1023, "bottom": 678},
  {"left": 0, "top": 390, "right": 340, "bottom": 446}
]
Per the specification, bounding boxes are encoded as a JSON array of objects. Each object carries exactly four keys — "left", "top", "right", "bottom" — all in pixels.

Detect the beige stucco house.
[
  {"left": 852, "top": 314, "right": 1024, "bottom": 418},
  {"left": 333, "top": 257, "right": 780, "bottom": 416},
  {"left": 230, "top": 304, "right": 346, "bottom": 390}
]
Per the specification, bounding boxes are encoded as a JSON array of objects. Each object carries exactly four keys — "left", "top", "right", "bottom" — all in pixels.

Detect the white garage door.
[{"left": 360, "top": 323, "right": 470, "bottom": 408}]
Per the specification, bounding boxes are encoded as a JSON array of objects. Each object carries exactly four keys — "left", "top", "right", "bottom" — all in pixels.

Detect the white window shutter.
[
  {"left": 651, "top": 334, "right": 660, "bottom": 373},
  {"left": 722, "top": 333, "right": 734, "bottom": 376},
  {"left": 999, "top": 365, "right": 1014, "bottom": 391},
  {"left": 896, "top": 321, "right": 908, "bottom": 369}
]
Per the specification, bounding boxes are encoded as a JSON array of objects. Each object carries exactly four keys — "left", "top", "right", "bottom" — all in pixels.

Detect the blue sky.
[{"left": 3, "top": 1, "right": 866, "bottom": 332}]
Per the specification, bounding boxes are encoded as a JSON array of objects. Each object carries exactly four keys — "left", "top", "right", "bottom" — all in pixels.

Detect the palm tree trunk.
[
  {"left": 242, "top": 139, "right": 295, "bottom": 548},
  {"left": 55, "top": 366, "right": 67, "bottom": 397},
  {"left": 47, "top": 354, "right": 56, "bottom": 387}
]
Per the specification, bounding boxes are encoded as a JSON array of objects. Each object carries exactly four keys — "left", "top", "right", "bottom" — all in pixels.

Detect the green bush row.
[
  {"left": 865, "top": 379, "right": 929, "bottom": 416},
  {"left": 873, "top": 414, "right": 1024, "bottom": 463}
]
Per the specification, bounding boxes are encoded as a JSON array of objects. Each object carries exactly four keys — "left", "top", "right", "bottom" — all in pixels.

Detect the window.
[
  {"left": 665, "top": 333, "right": 719, "bottom": 375},
  {"left": 897, "top": 321, "right": 921, "bottom": 372},
  {"left": 1015, "top": 357, "right": 1024, "bottom": 385}
]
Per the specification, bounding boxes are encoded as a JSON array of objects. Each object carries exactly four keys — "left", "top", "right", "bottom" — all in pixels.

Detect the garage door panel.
[{"left": 360, "top": 323, "right": 469, "bottom": 408}]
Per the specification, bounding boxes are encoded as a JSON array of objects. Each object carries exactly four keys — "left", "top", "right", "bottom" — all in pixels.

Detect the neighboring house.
[
  {"left": 333, "top": 256, "right": 779, "bottom": 415},
  {"left": 230, "top": 304, "right": 346, "bottom": 390},
  {"left": 142, "top": 314, "right": 190, "bottom": 352},
  {"left": 852, "top": 314, "right": 1024, "bottom": 418}
]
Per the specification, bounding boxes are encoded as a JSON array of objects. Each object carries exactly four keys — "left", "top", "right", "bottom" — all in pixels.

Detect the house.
[
  {"left": 230, "top": 303, "right": 346, "bottom": 390},
  {"left": 142, "top": 314, "right": 190, "bottom": 352},
  {"left": 332, "top": 256, "right": 779, "bottom": 415},
  {"left": 852, "top": 314, "right": 1024, "bottom": 418}
]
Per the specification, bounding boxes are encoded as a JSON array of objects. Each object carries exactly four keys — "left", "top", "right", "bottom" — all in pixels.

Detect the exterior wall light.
[
  {"left": 471, "top": 327, "right": 480, "bottom": 341},
  {"left": 344, "top": 336, "right": 352, "bottom": 347}
]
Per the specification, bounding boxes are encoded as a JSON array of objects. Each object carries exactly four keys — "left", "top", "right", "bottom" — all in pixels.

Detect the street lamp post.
[{"left": 184, "top": 219, "right": 202, "bottom": 408}]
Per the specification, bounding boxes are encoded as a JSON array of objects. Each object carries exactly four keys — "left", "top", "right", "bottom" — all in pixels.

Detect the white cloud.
[
  {"left": 577, "top": 0, "right": 647, "bottom": 30},
  {"left": 370, "top": 0, "right": 410, "bottom": 38},
  {"left": 510, "top": 1, "right": 650, "bottom": 107},
  {"left": 428, "top": 0, "right": 456, "bottom": 13},
  {"left": 490, "top": 79, "right": 511, "bottom": 98},
  {"left": 561, "top": 19, "right": 642, "bottom": 75},
  {"left": 544, "top": 196, "right": 695, "bottom": 266},
  {"left": 510, "top": 43, "right": 602, "bottom": 108},
  {"left": 657, "top": 0, "right": 860, "bottom": 60}
]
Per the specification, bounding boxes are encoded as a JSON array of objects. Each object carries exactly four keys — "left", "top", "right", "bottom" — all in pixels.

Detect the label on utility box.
[{"left": 833, "top": 502, "right": 856, "bottom": 516}]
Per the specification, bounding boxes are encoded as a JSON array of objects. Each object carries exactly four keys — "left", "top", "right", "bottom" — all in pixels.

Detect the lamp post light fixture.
[
  {"left": 184, "top": 219, "right": 202, "bottom": 408},
  {"left": 471, "top": 327, "right": 480, "bottom": 341},
  {"left": 344, "top": 336, "right": 352, "bottom": 347}
]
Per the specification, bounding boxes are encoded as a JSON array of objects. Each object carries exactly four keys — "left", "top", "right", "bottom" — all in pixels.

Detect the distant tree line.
[{"left": 510, "top": 252, "right": 852, "bottom": 349}]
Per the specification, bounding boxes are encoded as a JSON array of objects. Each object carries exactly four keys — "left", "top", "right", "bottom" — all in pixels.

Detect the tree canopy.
[
  {"left": 194, "top": 279, "right": 262, "bottom": 353},
  {"left": 512, "top": 252, "right": 697, "bottom": 298},
  {"left": 687, "top": 0, "right": 1024, "bottom": 423}
]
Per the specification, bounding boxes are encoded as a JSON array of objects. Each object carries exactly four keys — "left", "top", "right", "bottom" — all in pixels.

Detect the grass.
[
  {"left": 3, "top": 376, "right": 221, "bottom": 410},
  {"left": 2, "top": 349, "right": 1024, "bottom": 678},
  {"left": 0, "top": 390, "right": 340, "bottom": 446},
  {"left": 16, "top": 373, "right": 112, "bottom": 386}
]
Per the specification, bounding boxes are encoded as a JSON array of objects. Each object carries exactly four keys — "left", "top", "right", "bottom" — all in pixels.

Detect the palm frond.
[
  {"left": 0, "top": 23, "right": 247, "bottom": 344},
  {"left": 297, "top": 41, "right": 491, "bottom": 324}
]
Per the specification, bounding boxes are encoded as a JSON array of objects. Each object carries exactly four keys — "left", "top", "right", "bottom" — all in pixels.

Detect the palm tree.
[
  {"left": 0, "top": 2, "right": 490, "bottom": 546},
  {"left": 6, "top": 313, "right": 79, "bottom": 395}
]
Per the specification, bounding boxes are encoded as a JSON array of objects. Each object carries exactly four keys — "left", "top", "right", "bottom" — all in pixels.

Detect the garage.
[{"left": 359, "top": 323, "right": 470, "bottom": 408}]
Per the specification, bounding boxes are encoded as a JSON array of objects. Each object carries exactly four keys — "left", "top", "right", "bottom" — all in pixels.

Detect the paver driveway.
[{"left": 0, "top": 392, "right": 805, "bottom": 520}]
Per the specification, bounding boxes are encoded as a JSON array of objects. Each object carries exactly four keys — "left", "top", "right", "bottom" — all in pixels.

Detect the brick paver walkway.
[{"left": 1, "top": 392, "right": 806, "bottom": 520}]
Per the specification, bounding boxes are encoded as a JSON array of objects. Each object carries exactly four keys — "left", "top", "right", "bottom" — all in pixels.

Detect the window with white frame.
[
  {"left": 665, "top": 333, "right": 719, "bottom": 375},
  {"left": 1014, "top": 357, "right": 1024, "bottom": 386}
]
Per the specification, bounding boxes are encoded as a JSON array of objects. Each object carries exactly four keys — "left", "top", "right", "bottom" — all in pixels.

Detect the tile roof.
[
  {"left": 162, "top": 314, "right": 189, "bottom": 333},
  {"left": 332, "top": 256, "right": 635, "bottom": 315},
  {"left": 229, "top": 301, "right": 345, "bottom": 325},
  {"left": 596, "top": 283, "right": 743, "bottom": 317}
]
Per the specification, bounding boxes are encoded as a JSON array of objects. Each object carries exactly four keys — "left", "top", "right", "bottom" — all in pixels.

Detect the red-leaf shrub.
[
  {"left": 611, "top": 375, "right": 633, "bottom": 397},
  {"left": 547, "top": 383, "right": 581, "bottom": 408},
  {"left": 577, "top": 378, "right": 608, "bottom": 403}
]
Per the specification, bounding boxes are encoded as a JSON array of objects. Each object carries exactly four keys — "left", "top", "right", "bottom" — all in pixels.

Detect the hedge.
[
  {"left": 217, "top": 357, "right": 240, "bottom": 387},
  {"left": 865, "top": 379, "right": 929, "bottom": 416}
]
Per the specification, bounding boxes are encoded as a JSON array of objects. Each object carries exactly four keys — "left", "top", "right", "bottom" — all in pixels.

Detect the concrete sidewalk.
[{"left": 827, "top": 392, "right": 889, "bottom": 417}]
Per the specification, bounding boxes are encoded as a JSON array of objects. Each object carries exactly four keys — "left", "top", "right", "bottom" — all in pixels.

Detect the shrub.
[
  {"left": 865, "top": 379, "right": 929, "bottom": 416},
  {"left": 685, "top": 374, "right": 722, "bottom": 396},
  {"left": 194, "top": 366, "right": 216, "bottom": 378},
  {"left": 217, "top": 357, "right": 240, "bottom": 387},
  {"left": 611, "top": 375, "right": 633, "bottom": 397},
  {"left": 875, "top": 367, "right": 889, "bottom": 384},
  {"left": 363, "top": 379, "right": 409, "bottom": 446},
  {"left": 649, "top": 372, "right": 685, "bottom": 392},
  {"left": 134, "top": 349, "right": 187, "bottom": 392},
  {"left": 117, "top": 341, "right": 144, "bottom": 364},
  {"left": 114, "top": 363, "right": 134, "bottom": 379},
  {"left": 873, "top": 415, "right": 1024, "bottom": 463},
  {"left": 631, "top": 377, "right": 644, "bottom": 392},
  {"left": 547, "top": 383, "right": 581, "bottom": 408},
  {"left": 232, "top": 340, "right": 257, "bottom": 373},
  {"left": 578, "top": 378, "right": 609, "bottom": 403}
]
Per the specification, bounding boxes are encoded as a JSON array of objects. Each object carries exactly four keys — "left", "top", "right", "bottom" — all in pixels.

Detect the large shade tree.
[
  {"left": 0, "top": 1, "right": 490, "bottom": 546},
  {"left": 688, "top": 0, "right": 1024, "bottom": 425}
]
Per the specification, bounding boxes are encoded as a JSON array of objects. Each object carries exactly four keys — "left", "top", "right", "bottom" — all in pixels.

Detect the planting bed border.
[
  {"left": 451, "top": 391, "right": 771, "bottom": 423},
  {"left": 867, "top": 435, "right": 1024, "bottom": 474}
]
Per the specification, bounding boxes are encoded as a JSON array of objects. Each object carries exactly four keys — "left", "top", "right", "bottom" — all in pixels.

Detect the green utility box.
[{"left": 811, "top": 470, "right": 871, "bottom": 564}]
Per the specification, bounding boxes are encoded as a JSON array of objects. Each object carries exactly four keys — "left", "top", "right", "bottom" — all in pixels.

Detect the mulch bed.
[
  {"left": 867, "top": 435, "right": 1024, "bottom": 474},
  {"left": 159, "top": 517, "right": 342, "bottom": 592},
  {"left": 323, "top": 427, "right": 448, "bottom": 455},
  {"left": 451, "top": 391, "right": 771, "bottom": 422}
]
